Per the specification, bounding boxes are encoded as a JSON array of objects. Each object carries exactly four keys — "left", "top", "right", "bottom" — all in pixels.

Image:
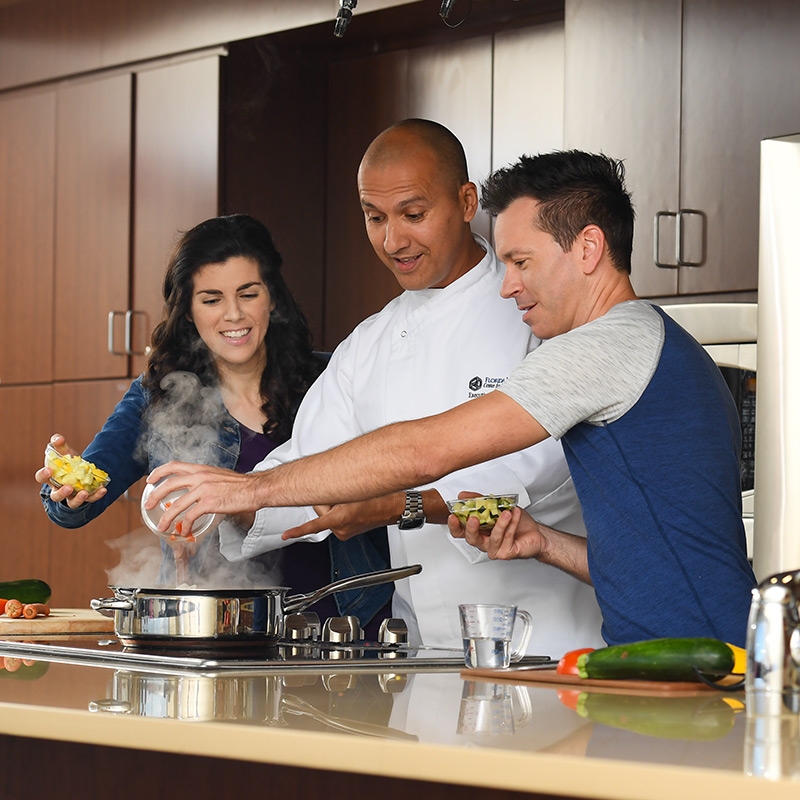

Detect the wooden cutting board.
[
  {"left": 0, "top": 608, "right": 115, "bottom": 635},
  {"left": 461, "top": 667, "right": 734, "bottom": 695}
]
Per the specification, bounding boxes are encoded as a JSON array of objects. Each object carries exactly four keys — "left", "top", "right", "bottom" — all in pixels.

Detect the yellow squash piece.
[{"left": 45, "top": 447, "right": 109, "bottom": 494}]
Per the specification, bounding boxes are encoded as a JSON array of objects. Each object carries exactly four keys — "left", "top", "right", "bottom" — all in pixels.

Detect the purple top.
[{"left": 237, "top": 424, "right": 340, "bottom": 622}]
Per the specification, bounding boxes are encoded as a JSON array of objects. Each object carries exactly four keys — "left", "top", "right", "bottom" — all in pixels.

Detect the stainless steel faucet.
[{"left": 746, "top": 568, "right": 800, "bottom": 714}]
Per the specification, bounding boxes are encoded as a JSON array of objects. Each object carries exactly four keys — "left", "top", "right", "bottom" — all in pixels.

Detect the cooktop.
[{"left": 0, "top": 633, "right": 553, "bottom": 677}]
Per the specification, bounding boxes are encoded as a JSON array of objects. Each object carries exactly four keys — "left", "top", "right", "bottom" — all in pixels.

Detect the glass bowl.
[
  {"left": 44, "top": 443, "right": 110, "bottom": 496},
  {"left": 445, "top": 494, "right": 519, "bottom": 528},
  {"left": 140, "top": 480, "right": 219, "bottom": 543}
]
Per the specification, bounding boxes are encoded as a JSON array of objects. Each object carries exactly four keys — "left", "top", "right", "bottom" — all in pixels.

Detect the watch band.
[{"left": 398, "top": 490, "right": 425, "bottom": 529}]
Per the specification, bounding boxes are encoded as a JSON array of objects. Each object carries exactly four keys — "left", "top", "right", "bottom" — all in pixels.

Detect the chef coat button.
[{"left": 400, "top": 330, "right": 407, "bottom": 337}]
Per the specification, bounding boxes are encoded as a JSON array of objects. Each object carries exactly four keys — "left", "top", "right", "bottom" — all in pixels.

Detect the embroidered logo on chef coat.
[{"left": 468, "top": 375, "right": 506, "bottom": 398}]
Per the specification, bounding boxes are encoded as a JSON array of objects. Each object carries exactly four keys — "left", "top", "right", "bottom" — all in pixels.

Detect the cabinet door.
[
  {"left": 54, "top": 73, "right": 132, "bottom": 382},
  {"left": 0, "top": 385, "right": 53, "bottom": 584},
  {"left": 0, "top": 89, "right": 55, "bottom": 385},
  {"left": 678, "top": 0, "right": 800, "bottom": 294},
  {"left": 324, "top": 50, "right": 408, "bottom": 350},
  {"left": 130, "top": 55, "right": 221, "bottom": 377},
  {"left": 408, "top": 36, "right": 493, "bottom": 241},
  {"left": 493, "top": 22, "right": 565, "bottom": 170},
  {"left": 564, "top": 0, "right": 682, "bottom": 298},
  {"left": 46, "top": 379, "right": 136, "bottom": 606}
]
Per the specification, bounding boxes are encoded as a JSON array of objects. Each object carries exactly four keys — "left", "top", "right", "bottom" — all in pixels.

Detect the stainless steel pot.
[{"left": 90, "top": 564, "right": 421, "bottom": 646}]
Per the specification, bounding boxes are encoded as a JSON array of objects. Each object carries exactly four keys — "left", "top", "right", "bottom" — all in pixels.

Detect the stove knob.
[
  {"left": 303, "top": 612, "right": 322, "bottom": 640},
  {"left": 378, "top": 617, "right": 408, "bottom": 645},
  {"left": 284, "top": 612, "right": 320, "bottom": 641},
  {"left": 322, "top": 615, "right": 363, "bottom": 643}
]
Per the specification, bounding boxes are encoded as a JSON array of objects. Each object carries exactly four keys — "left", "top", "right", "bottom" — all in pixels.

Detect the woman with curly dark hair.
[
  {"left": 143, "top": 214, "right": 320, "bottom": 444},
  {"left": 36, "top": 215, "right": 346, "bottom": 613}
]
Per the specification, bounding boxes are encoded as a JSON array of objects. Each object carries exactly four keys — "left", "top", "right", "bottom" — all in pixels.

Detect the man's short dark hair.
[{"left": 481, "top": 151, "right": 635, "bottom": 274}]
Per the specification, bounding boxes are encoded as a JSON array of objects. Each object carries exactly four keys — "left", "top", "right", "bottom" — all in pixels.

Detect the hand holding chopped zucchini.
[
  {"left": 446, "top": 494, "right": 518, "bottom": 528},
  {"left": 45, "top": 444, "right": 109, "bottom": 494}
]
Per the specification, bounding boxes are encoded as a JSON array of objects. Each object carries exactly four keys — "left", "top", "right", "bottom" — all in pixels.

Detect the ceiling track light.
[
  {"left": 440, "top": 0, "right": 470, "bottom": 28},
  {"left": 334, "top": 0, "right": 357, "bottom": 38},
  {"left": 440, "top": 0, "right": 457, "bottom": 20}
]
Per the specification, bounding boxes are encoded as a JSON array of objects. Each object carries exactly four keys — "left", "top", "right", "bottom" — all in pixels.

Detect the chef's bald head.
[{"left": 360, "top": 119, "right": 469, "bottom": 192}]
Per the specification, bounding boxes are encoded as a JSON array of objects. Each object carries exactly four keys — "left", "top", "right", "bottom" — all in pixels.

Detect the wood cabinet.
[
  {"left": 0, "top": 88, "right": 56, "bottom": 386},
  {"left": 564, "top": 0, "right": 800, "bottom": 299},
  {"left": 0, "top": 380, "right": 138, "bottom": 606},
  {"left": 54, "top": 73, "right": 131, "bottom": 381},
  {"left": 0, "top": 54, "right": 221, "bottom": 604},
  {"left": 0, "top": 385, "right": 53, "bottom": 585},
  {"left": 130, "top": 54, "right": 221, "bottom": 375},
  {"left": 44, "top": 379, "right": 136, "bottom": 605},
  {"left": 323, "top": 27, "right": 567, "bottom": 348}
]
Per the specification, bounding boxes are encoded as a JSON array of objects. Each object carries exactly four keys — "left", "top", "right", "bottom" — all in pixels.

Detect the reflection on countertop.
[{"left": 2, "top": 646, "right": 800, "bottom": 798}]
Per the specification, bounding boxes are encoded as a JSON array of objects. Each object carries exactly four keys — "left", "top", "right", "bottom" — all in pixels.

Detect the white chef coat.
[{"left": 219, "top": 235, "right": 604, "bottom": 658}]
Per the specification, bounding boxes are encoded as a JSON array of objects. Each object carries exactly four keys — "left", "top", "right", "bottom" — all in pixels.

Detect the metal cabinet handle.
[
  {"left": 676, "top": 208, "right": 707, "bottom": 267},
  {"left": 124, "top": 310, "right": 148, "bottom": 356},
  {"left": 654, "top": 211, "right": 678, "bottom": 269},
  {"left": 107, "top": 311, "right": 126, "bottom": 355}
]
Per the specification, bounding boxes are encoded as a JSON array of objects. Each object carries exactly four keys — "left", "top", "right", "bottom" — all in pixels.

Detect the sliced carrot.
[
  {"left": 4, "top": 599, "right": 24, "bottom": 618},
  {"left": 22, "top": 603, "right": 50, "bottom": 619}
]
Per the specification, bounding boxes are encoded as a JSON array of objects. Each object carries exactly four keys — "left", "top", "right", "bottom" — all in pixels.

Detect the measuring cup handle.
[{"left": 510, "top": 608, "right": 533, "bottom": 663}]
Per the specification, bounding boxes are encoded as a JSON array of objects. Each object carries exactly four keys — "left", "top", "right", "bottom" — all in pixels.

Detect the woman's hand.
[{"left": 35, "top": 434, "right": 107, "bottom": 509}]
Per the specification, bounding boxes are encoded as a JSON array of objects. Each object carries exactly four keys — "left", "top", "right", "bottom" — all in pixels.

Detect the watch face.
[{"left": 398, "top": 515, "right": 424, "bottom": 530}]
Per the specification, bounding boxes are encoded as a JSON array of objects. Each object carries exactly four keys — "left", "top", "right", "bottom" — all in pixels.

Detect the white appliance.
[{"left": 753, "top": 132, "right": 800, "bottom": 580}]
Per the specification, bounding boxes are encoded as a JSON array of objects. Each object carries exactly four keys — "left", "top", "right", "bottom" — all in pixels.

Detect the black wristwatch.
[{"left": 397, "top": 490, "right": 426, "bottom": 530}]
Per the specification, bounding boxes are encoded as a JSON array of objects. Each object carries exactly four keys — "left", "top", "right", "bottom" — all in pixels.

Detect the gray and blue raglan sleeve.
[{"left": 498, "top": 302, "right": 665, "bottom": 439}]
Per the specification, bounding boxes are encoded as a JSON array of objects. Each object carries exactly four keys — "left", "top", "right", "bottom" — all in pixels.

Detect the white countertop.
[{"left": 1, "top": 642, "right": 799, "bottom": 799}]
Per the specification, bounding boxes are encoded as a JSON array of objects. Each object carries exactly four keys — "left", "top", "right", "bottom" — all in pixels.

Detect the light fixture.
[
  {"left": 334, "top": 0, "right": 357, "bottom": 38},
  {"left": 440, "top": 0, "right": 457, "bottom": 21}
]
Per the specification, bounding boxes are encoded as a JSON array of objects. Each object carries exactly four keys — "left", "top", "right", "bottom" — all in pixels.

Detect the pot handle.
[
  {"left": 283, "top": 564, "right": 422, "bottom": 615},
  {"left": 90, "top": 596, "right": 135, "bottom": 617}
]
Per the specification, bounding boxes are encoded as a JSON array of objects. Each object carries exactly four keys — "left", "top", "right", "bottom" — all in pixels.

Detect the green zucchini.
[
  {"left": 0, "top": 579, "right": 52, "bottom": 606},
  {"left": 577, "top": 637, "right": 734, "bottom": 682},
  {"left": 575, "top": 693, "right": 737, "bottom": 741}
]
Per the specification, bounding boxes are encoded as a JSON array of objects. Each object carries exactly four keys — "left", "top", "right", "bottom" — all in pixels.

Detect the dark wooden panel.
[
  {"left": 323, "top": 50, "right": 409, "bottom": 350},
  {"left": 44, "top": 378, "right": 136, "bottom": 606},
  {"left": 223, "top": 40, "right": 327, "bottom": 346},
  {"left": 0, "top": 385, "right": 53, "bottom": 583},
  {"left": 130, "top": 54, "right": 221, "bottom": 376},
  {"left": 0, "top": 88, "right": 55, "bottom": 385},
  {"left": 0, "top": 0, "right": 564, "bottom": 92},
  {"left": 0, "top": 733, "right": 565, "bottom": 800},
  {"left": 0, "top": 0, "right": 340, "bottom": 90},
  {"left": 53, "top": 72, "right": 132, "bottom": 381}
]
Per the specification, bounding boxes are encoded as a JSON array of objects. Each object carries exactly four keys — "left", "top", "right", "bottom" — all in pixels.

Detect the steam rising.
[
  {"left": 136, "top": 371, "right": 227, "bottom": 468},
  {"left": 105, "top": 371, "right": 285, "bottom": 590}
]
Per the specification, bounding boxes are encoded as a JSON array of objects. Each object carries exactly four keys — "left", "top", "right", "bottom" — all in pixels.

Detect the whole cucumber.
[
  {"left": 577, "top": 637, "right": 734, "bottom": 682},
  {"left": 0, "top": 579, "right": 52, "bottom": 606}
]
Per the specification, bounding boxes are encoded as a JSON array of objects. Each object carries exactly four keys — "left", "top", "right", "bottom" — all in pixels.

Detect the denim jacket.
[{"left": 40, "top": 374, "right": 391, "bottom": 622}]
